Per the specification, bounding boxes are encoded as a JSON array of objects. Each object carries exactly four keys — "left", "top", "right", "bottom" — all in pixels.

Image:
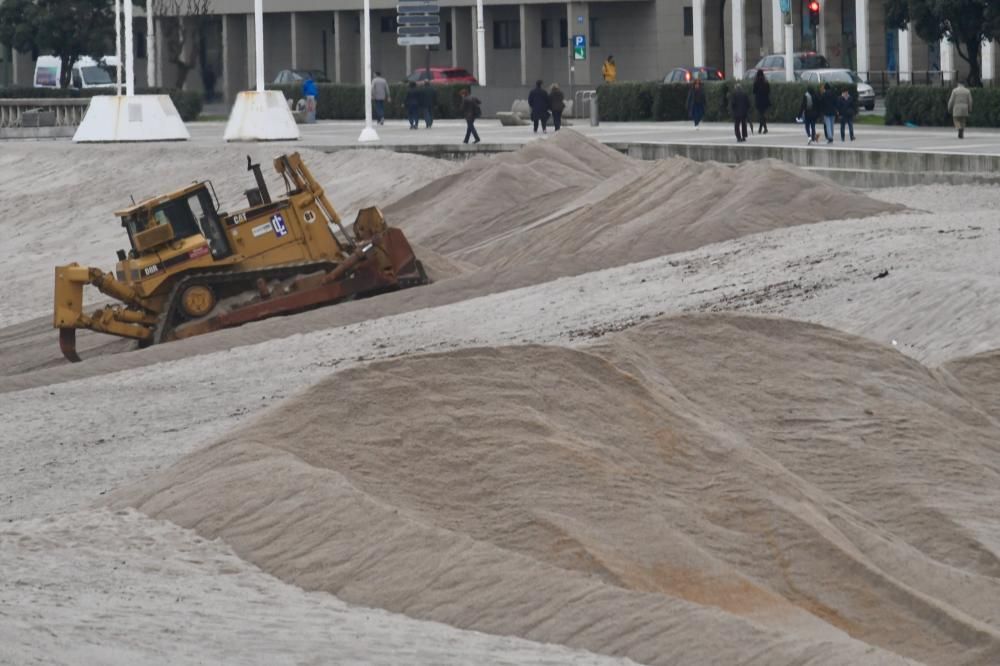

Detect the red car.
[{"left": 407, "top": 67, "right": 478, "bottom": 85}]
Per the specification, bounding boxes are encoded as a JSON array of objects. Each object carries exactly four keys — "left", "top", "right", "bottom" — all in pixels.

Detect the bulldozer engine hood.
[{"left": 115, "top": 235, "right": 218, "bottom": 297}]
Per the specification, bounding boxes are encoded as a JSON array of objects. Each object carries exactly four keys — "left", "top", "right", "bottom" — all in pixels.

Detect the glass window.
[
  {"left": 493, "top": 20, "right": 521, "bottom": 49},
  {"left": 80, "top": 66, "right": 112, "bottom": 86},
  {"left": 683, "top": 7, "right": 693, "bottom": 36},
  {"left": 589, "top": 17, "right": 600, "bottom": 46},
  {"left": 559, "top": 18, "right": 568, "bottom": 48}
]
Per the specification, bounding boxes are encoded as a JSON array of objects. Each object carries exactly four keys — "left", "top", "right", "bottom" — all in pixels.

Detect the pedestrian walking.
[
  {"left": 460, "top": 88, "right": 481, "bottom": 144},
  {"left": 371, "top": 71, "right": 390, "bottom": 126},
  {"left": 948, "top": 82, "right": 972, "bottom": 139},
  {"left": 730, "top": 83, "right": 750, "bottom": 142},
  {"left": 548, "top": 83, "right": 565, "bottom": 131},
  {"left": 752, "top": 70, "right": 770, "bottom": 134},
  {"left": 602, "top": 55, "right": 617, "bottom": 83},
  {"left": 835, "top": 88, "right": 856, "bottom": 141},
  {"left": 528, "top": 79, "right": 550, "bottom": 133},
  {"left": 405, "top": 81, "right": 420, "bottom": 129},
  {"left": 302, "top": 72, "right": 318, "bottom": 123},
  {"left": 420, "top": 80, "right": 437, "bottom": 128},
  {"left": 687, "top": 78, "right": 706, "bottom": 128},
  {"left": 819, "top": 82, "right": 838, "bottom": 143},
  {"left": 799, "top": 87, "right": 820, "bottom": 143}
]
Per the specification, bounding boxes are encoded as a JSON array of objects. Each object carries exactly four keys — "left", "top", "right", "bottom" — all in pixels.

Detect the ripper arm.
[{"left": 53, "top": 264, "right": 158, "bottom": 343}]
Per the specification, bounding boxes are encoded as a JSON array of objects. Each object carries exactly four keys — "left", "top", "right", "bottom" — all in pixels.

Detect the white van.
[{"left": 33, "top": 55, "right": 118, "bottom": 89}]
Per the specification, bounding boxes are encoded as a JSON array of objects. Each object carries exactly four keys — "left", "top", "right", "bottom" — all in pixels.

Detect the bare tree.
[{"left": 152, "top": 0, "right": 210, "bottom": 89}]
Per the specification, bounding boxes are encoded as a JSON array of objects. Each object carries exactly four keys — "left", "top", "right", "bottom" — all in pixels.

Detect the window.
[
  {"left": 589, "top": 17, "right": 600, "bottom": 46},
  {"left": 559, "top": 18, "right": 568, "bottom": 47},
  {"left": 542, "top": 19, "right": 553, "bottom": 48},
  {"left": 683, "top": 7, "right": 693, "bottom": 36},
  {"left": 380, "top": 16, "right": 398, "bottom": 33},
  {"left": 493, "top": 20, "right": 520, "bottom": 49},
  {"left": 446, "top": 22, "right": 452, "bottom": 50},
  {"left": 136, "top": 30, "right": 147, "bottom": 59}
]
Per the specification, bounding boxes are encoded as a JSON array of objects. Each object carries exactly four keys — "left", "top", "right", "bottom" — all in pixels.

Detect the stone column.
[
  {"left": 452, "top": 7, "right": 460, "bottom": 67},
  {"left": 520, "top": 4, "right": 542, "bottom": 86},
  {"left": 982, "top": 39, "right": 994, "bottom": 84},
  {"left": 290, "top": 12, "right": 298, "bottom": 69},
  {"left": 898, "top": 25, "right": 911, "bottom": 82},
  {"left": 471, "top": 7, "right": 480, "bottom": 81},
  {"left": 941, "top": 37, "right": 954, "bottom": 82},
  {"left": 855, "top": 0, "right": 869, "bottom": 80},
  {"left": 731, "top": 0, "right": 745, "bottom": 79},
  {"left": 333, "top": 11, "right": 343, "bottom": 82},
  {"left": 246, "top": 13, "right": 256, "bottom": 88},
  {"left": 693, "top": 0, "right": 705, "bottom": 67},
  {"left": 771, "top": 0, "right": 783, "bottom": 54}
]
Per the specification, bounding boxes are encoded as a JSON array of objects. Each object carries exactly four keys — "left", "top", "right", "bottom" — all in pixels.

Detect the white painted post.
[
  {"left": 731, "top": 0, "right": 745, "bottom": 79},
  {"left": 254, "top": 0, "right": 264, "bottom": 92},
  {"left": 359, "top": 0, "right": 379, "bottom": 141},
  {"left": 898, "top": 25, "right": 911, "bottom": 82},
  {"left": 855, "top": 0, "right": 869, "bottom": 80},
  {"left": 519, "top": 4, "right": 527, "bottom": 85},
  {"left": 115, "top": 0, "right": 122, "bottom": 95},
  {"left": 476, "top": 0, "right": 486, "bottom": 85},
  {"left": 290, "top": 12, "right": 298, "bottom": 69},
  {"left": 146, "top": 0, "right": 155, "bottom": 87},
  {"left": 451, "top": 7, "right": 459, "bottom": 67},
  {"left": 816, "top": 4, "right": 826, "bottom": 55},
  {"left": 941, "top": 37, "right": 954, "bottom": 82},
  {"left": 784, "top": 21, "right": 794, "bottom": 82},
  {"left": 982, "top": 39, "right": 994, "bottom": 83},
  {"left": 692, "top": 0, "right": 705, "bottom": 67},
  {"left": 124, "top": 0, "right": 135, "bottom": 96},
  {"left": 771, "top": 0, "right": 783, "bottom": 53}
]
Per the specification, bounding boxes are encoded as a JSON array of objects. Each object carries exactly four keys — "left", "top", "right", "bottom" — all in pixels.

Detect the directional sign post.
[{"left": 397, "top": 1, "right": 440, "bottom": 48}]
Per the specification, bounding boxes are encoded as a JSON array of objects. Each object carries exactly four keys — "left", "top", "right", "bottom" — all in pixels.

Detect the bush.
[
  {"left": 270, "top": 82, "right": 469, "bottom": 120},
  {"left": 885, "top": 85, "right": 1000, "bottom": 127},
  {"left": 598, "top": 80, "right": 857, "bottom": 123},
  {"left": 0, "top": 86, "right": 203, "bottom": 121}
]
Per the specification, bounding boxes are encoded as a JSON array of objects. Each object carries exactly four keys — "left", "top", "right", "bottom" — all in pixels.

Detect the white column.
[
  {"left": 519, "top": 4, "right": 528, "bottom": 85},
  {"left": 146, "top": 0, "right": 155, "bottom": 87},
  {"left": 124, "top": 0, "right": 135, "bottom": 96},
  {"left": 359, "top": 0, "right": 378, "bottom": 141},
  {"left": 476, "top": 0, "right": 486, "bottom": 85},
  {"left": 731, "top": 0, "right": 745, "bottom": 80},
  {"left": 333, "top": 11, "right": 343, "bottom": 83},
  {"left": 898, "top": 25, "right": 911, "bottom": 82},
  {"left": 452, "top": 7, "right": 459, "bottom": 67},
  {"left": 693, "top": 0, "right": 705, "bottom": 67},
  {"left": 816, "top": 6, "right": 826, "bottom": 55},
  {"left": 290, "top": 12, "right": 298, "bottom": 69},
  {"left": 771, "top": 0, "right": 783, "bottom": 53},
  {"left": 855, "top": 0, "right": 869, "bottom": 81},
  {"left": 784, "top": 21, "right": 794, "bottom": 81},
  {"left": 115, "top": 0, "right": 123, "bottom": 94},
  {"left": 941, "top": 37, "right": 954, "bottom": 82},
  {"left": 246, "top": 14, "right": 255, "bottom": 88},
  {"left": 471, "top": 9, "right": 480, "bottom": 82},
  {"left": 982, "top": 39, "right": 994, "bottom": 83}
]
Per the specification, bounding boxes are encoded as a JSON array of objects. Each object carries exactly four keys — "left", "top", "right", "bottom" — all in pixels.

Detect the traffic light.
[{"left": 808, "top": 0, "right": 820, "bottom": 28}]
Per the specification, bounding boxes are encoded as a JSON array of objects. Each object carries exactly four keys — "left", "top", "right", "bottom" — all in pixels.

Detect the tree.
[
  {"left": 0, "top": 0, "right": 115, "bottom": 88},
  {"left": 885, "top": 0, "right": 1000, "bottom": 86},
  {"left": 145, "top": 0, "right": 211, "bottom": 90}
]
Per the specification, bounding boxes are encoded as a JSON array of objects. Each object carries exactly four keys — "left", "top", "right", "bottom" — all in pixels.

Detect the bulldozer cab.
[{"left": 120, "top": 184, "right": 232, "bottom": 261}]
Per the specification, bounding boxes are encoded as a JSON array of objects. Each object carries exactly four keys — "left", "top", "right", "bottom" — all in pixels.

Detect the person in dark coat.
[
  {"left": 799, "top": 87, "right": 820, "bottom": 144},
  {"left": 730, "top": 83, "right": 750, "bottom": 142},
  {"left": 819, "top": 82, "right": 838, "bottom": 143},
  {"left": 460, "top": 88, "right": 481, "bottom": 144},
  {"left": 527, "top": 79, "right": 550, "bottom": 133},
  {"left": 686, "top": 78, "right": 706, "bottom": 128},
  {"left": 404, "top": 81, "right": 421, "bottom": 129},
  {"left": 752, "top": 70, "right": 770, "bottom": 134},
  {"left": 419, "top": 80, "right": 437, "bottom": 128},
  {"left": 835, "top": 89, "right": 856, "bottom": 141},
  {"left": 548, "top": 83, "right": 565, "bottom": 131}
]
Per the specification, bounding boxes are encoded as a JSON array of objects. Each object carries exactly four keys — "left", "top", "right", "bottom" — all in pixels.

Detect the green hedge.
[
  {"left": 885, "top": 85, "right": 1000, "bottom": 127},
  {"left": 0, "top": 86, "right": 203, "bottom": 121},
  {"left": 269, "top": 82, "right": 469, "bottom": 120},
  {"left": 598, "top": 81, "right": 858, "bottom": 123}
]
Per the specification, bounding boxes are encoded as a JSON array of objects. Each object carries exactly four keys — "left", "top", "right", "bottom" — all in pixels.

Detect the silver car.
[{"left": 798, "top": 69, "right": 876, "bottom": 110}]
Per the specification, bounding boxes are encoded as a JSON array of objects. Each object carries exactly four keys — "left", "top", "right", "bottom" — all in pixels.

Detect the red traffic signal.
[
  {"left": 808, "top": 0, "right": 820, "bottom": 27},
  {"left": 808, "top": 0, "right": 819, "bottom": 11}
]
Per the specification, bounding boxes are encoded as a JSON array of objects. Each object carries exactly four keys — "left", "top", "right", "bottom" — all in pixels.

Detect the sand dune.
[{"left": 110, "top": 313, "right": 1000, "bottom": 665}]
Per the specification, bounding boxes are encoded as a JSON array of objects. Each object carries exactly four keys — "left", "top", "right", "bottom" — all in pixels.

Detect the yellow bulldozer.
[{"left": 54, "top": 152, "right": 427, "bottom": 362}]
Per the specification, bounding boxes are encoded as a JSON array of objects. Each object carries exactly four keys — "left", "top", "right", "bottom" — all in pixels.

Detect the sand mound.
[{"left": 111, "top": 313, "right": 1000, "bottom": 665}]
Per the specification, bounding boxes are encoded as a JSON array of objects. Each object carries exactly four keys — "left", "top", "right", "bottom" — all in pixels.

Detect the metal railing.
[
  {"left": 863, "top": 70, "right": 954, "bottom": 95},
  {"left": 0, "top": 98, "right": 90, "bottom": 128}
]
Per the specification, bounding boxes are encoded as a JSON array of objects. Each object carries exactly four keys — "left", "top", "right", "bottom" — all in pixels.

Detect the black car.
[{"left": 663, "top": 66, "right": 725, "bottom": 83}]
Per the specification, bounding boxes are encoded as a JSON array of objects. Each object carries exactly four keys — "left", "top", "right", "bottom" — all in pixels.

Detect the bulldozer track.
[{"left": 152, "top": 261, "right": 337, "bottom": 345}]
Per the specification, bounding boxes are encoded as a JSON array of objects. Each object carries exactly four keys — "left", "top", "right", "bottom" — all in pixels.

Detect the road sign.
[
  {"left": 398, "top": 14, "right": 439, "bottom": 24},
  {"left": 396, "top": 3, "right": 438, "bottom": 13},
  {"left": 397, "top": 35, "right": 440, "bottom": 46},
  {"left": 573, "top": 35, "right": 586, "bottom": 60},
  {"left": 398, "top": 24, "right": 440, "bottom": 35}
]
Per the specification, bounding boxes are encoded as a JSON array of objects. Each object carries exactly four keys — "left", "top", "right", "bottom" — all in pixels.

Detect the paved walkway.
[{"left": 187, "top": 118, "right": 1000, "bottom": 156}]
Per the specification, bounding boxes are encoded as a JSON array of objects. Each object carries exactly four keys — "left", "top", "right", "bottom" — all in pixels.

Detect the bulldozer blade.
[{"left": 59, "top": 328, "right": 82, "bottom": 363}]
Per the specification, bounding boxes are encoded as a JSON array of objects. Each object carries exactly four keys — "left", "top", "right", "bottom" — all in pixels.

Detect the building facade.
[{"left": 1, "top": 0, "right": 993, "bottom": 100}]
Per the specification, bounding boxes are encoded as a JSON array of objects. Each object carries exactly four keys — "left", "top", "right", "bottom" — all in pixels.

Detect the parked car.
[
  {"left": 273, "top": 69, "right": 331, "bottom": 84},
  {"left": 407, "top": 67, "right": 478, "bottom": 85},
  {"left": 34, "top": 54, "right": 118, "bottom": 89},
  {"left": 798, "top": 68, "right": 876, "bottom": 110},
  {"left": 663, "top": 66, "right": 725, "bottom": 83},
  {"left": 744, "top": 51, "right": 830, "bottom": 80}
]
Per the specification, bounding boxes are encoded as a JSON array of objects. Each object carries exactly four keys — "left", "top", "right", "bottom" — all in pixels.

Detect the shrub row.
[
  {"left": 269, "top": 82, "right": 471, "bottom": 120},
  {"left": 597, "top": 81, "right": 859, "bottom": 123},
  {"left": 885, "top": 85, "right": 1000, "bottom": 127},
  {"left": 0, "top": 86, "right": 203, "bottom": 121}
]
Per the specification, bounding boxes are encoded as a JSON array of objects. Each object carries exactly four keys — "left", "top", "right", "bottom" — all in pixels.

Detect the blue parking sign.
[{"left": 573, "top": 35, "right": 586, "bottom": 60}]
